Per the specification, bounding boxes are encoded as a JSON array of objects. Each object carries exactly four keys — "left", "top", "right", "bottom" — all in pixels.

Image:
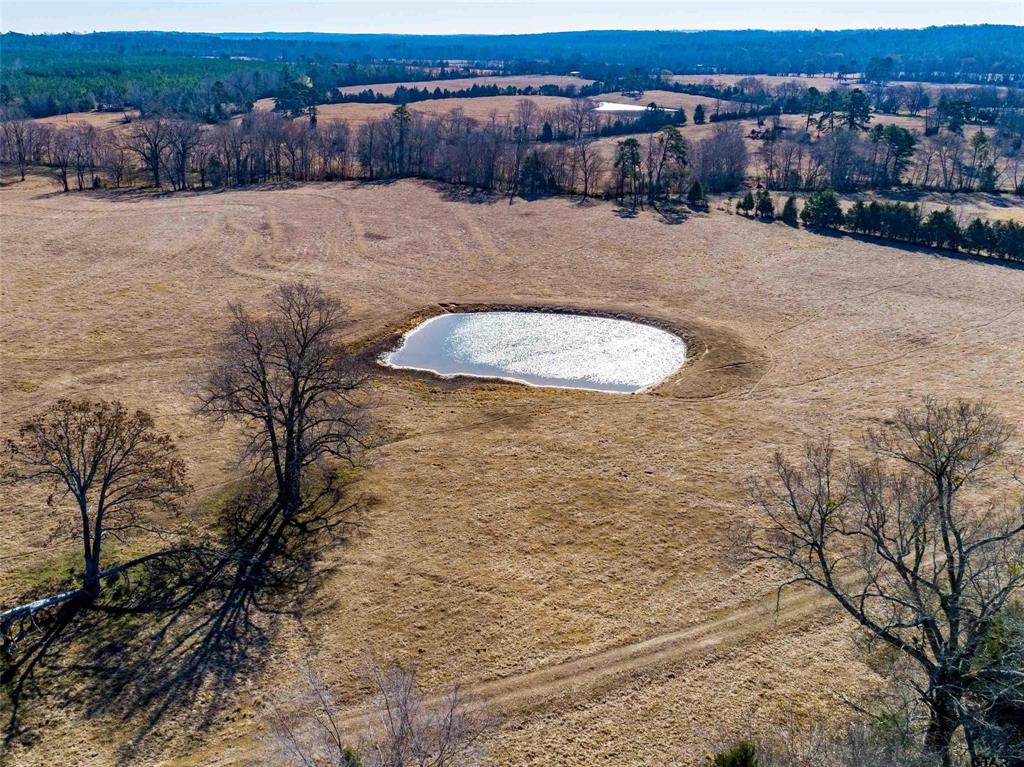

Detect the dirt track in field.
[{"left": 2, "top": 174, "right": 1023, "bottom": 767}]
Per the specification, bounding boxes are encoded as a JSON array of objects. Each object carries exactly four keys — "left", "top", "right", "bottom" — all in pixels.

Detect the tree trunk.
[{"left": 925, "top": 693, "right": 960, "bottom": 767}]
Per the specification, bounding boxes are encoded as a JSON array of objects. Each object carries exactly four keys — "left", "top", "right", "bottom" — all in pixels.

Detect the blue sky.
[{"left": 2, "top": 0, "right": 1021, "bottom": 34}]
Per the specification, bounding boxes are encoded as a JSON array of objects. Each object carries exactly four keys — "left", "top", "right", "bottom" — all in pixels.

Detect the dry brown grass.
[
  {"left": 32, "top": 109, "right": 141, "bottom": 132},
  {"left": 670, "top": 73, "right": 859, "bottom": 90},
  {"left": 338, "top": 75, "right": 595, "bottom": 96},
  {"left": 668, "top": 74, "right": 1005, "bottom": 97},
  {"left": 599, "top": 90, "right": 738, "bottom": 112},
  {"left": 260, "top": 95, "right": 577, "bottom": 127},
  {"left": 2, "top": 174, "right": 1023, "bottom": 766}
]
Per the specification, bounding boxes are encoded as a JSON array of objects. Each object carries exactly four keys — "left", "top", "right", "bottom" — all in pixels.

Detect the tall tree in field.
[
  {"left": 196, "top": 282, "right": 368, "bottom": 522},
  {"left": 614, "top": 137, "right": 643, "bottom": 210},
  {"left": 748, "top": 399, "right": 1024, "bottom": 767},
  {"left": 844, "top": 89, "right": 872, "bottom": 131},
  {"left": 124, "top": 118, "right": 172, "bottom": 187},
  {"left": 391, "top": 105, "right": 412, "bottom": 177},
  {"left": 4, "top": 400, "right": 189, "bottom": 599},
  {"left": 647, "top": 125, "right": 688, "bottom": 205}
]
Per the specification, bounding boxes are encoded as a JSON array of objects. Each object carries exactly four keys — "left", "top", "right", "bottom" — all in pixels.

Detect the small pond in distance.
[{"left": 381, "top": 311, "right": 686, "bottom": 393}]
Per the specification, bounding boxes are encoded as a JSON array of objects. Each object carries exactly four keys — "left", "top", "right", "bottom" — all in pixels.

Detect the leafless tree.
[
  {"left": 267, "top": 661, "right": 489, "bottom": 767},
  {"left": 165, "top": 119, "right": 203, "bottom": 190},
  {"left": 571, "top": 134, "right": 603, "bottom": 200},
  {"left": 0, "top": 110, "right": 41, "bottom": 181},
  {"left": 124, "top": 117, "right": 172, "bottom": 187},
  {"left": 196, "top": 282, "right": 368, "bottom": 523},
  {"left": 100, "top": 132, "right": 132, "bottom": 188},
  {"left": 747, "top": 399, "right": 1023, "bottom": 767},
  {"left": 4, "top": 399, "right": 190, "bottom": 599},
  {"left": 47, "top": 128, "right": 73, "bottom": 192}
]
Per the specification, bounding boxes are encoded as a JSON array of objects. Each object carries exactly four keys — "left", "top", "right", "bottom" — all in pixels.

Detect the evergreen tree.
[
  {"left": 800, "top": 190, "right": 844, "bottom": 228},
  {"left": 844, "top": 89, "right": 871, "bottom": 130},
  {"left": 540, "top": 121, "right": 553, "bottom": 142},
  {"left": 693, "top": 104, "right": 705, "bottom": 124},
  {"left": 780, "top": 195, "right": 799, "bottom": 226},
  {"left": 924, "top": 207, "right": 962, "bottom": 250},
  {"left": 964, "top": 217, "right": 994, "bottom": 254},
  {"left": 737, "top": 190, "right": 755, "bottom": 215},
  {"left": 755, "top": 189, "right": 774, "bottom": 219},
  {"left": 686, "top": 178, "right": 706, "bottom": 207}
]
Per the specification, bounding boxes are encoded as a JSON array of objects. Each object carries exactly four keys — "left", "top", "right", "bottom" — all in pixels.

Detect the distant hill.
[
  {"left": 4, "top": 26, "right": 1023, "bottom": 76},
  {"left": 3, "top": 26, "right": 1022, "bottom": 118}
]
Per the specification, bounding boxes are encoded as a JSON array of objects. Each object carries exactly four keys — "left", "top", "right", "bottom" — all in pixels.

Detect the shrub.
[{"left": 710, "top": 741, "right": 758, "bottom": 767}]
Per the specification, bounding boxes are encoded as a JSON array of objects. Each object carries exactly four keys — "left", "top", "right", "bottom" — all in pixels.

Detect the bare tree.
[
  {"left": 47, "top": 128, "right": 73, "bottom": 192},
  {"left": 571, "top": 134, "right": 602, "bottom": 200},
  {"left": 165, "top": 119, "right": 203, "bottom": 190},
  {"left": 124, "top": 118, "right": 172, "bottom": 187},
  {"left": 747, "top": 399, "right": 1024, "bottom": 767},
  {"left": 196, "top": 282, "right": 368, "bottom": 522},
  {"left": 4, "top": 399, "right": 189, "bottom": 599},
  {"left": 0, "top": 110, "right": 40, "bottom": 181},
  {"left": 267, "top": 661, "right": 489, "bottom": 767}
]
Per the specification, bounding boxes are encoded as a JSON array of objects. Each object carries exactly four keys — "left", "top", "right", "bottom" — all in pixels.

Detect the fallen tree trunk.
[{"left": 0, "top": 547, "right": 201, "bottom": 655}]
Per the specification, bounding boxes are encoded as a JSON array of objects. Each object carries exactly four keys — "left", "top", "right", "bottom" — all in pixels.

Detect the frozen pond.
[
  {"left": 381, "top": 311, "right": 686, "bottom": 393},
  {"left": 594, "top": 101, "right": 678, "bottom": 113}
]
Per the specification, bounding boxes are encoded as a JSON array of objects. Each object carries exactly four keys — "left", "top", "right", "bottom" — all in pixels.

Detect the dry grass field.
[
  {"left": 32, "top": 109, "right": 140, "bottom": 132},
  {"left": 668, "top": 73, "right": 1005, "bottom": 97},
  {"left": 670, "top": 73, "right": 859, "bottom": 90},
  {"left": 572, "top": 90, "right": 728, "bottom": 113},
  {"left": 2, "top": 174, "right": 1023, "bottom": 767},
  {"left": 337, "top": 74, "right": 595, "bottom": 96},
  {"left": 252, "top": 95, "right": 577, "bottom": 127}
]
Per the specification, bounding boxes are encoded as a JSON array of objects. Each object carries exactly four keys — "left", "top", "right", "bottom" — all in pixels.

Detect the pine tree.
[
  {"left": 737, "top": 190, "right": 755, "bottom": 215},
  {"left": 800, "top": 190, "right": 844, "bottom": 228},
  {"left": 687, "top": 178, "right": 706, "bottom": 207},
  {"left": 781, "top": 195, "right": 799, "bottom": 226},
  {"left": 755, "top": 189, "right": 775, "bottom": 219},
  {"left": 693, "top": 104, "right": 706, "bottom": 124}
]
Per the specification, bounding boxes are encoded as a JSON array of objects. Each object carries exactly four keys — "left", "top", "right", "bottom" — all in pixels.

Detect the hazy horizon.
[{"left": 3, "top": 0, "right": 1021, "bottom": 36}]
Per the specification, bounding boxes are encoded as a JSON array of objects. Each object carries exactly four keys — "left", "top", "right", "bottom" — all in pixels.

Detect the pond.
[{"left": 380, "top": 311, "right": 686, "bottom": 393}]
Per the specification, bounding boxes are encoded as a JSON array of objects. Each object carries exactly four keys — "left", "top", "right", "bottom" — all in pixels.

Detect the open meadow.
[{"left": 2, "top": 172, "right": 1023, "bottom": 766}]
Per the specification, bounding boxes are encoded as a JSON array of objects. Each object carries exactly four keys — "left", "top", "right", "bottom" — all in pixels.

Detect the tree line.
[
  {"left": 742, "top": 189, "right": 1024, "bottom": 262},
  {"left": 0, "top": 102, "right": 748, "bottom": 202},
  {"left": 6, "top": 26, "right": 1024, "bottom": 93}
]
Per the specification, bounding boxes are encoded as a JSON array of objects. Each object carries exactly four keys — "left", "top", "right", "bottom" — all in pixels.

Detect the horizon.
[{"left": 2, "top": 0, "right": 1021, "bottom": 36}]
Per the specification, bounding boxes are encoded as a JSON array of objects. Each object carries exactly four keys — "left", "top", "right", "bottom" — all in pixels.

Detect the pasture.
[{"left": 2, "top": 174, "right": 1023, "bottom": 766}]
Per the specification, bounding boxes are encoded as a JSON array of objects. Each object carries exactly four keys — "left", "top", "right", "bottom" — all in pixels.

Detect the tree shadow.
[
  {"left": 428, "top": 182, "right": 501, "bottom": 205},
  {"left": 653, "top": 201, "right": 694, "bottom": 225},
  {"left": 613, "top": 205, "right": 640, "bottom": 219},
  {"left": 1, "top": 476, "right": 360, "bottom": 764}
]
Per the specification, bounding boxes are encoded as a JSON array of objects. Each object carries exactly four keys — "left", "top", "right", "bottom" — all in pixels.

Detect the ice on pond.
[{"left": 381, "top": 311, "right": 686, "bottom": 393}]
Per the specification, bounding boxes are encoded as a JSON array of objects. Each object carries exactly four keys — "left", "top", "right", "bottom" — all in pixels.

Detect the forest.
[{"left": 3, "top": 25, "right": 1024, "bottom": 117}]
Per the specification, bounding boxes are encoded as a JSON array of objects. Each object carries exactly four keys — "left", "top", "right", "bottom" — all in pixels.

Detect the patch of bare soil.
[{"left": 2, "top": 175, "right": 1023, "bottom": 766}]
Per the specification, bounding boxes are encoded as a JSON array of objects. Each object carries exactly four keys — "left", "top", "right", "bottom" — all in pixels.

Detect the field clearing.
[
  {"left": 597, "top": 89, "right": 735, "bottom": 112},
  {"left": 337, "top": 74, "right": 595, "bottom": 96},
  {"left": 288, "top": 95, "right": 577, "bottom": 126},
  {"left": 2, "top": 175, "right": 1023, "bottom": 766},
  {"left": 32, "top": 109, "right": 140, "bottom": 132},
  {"left": 670, "top": 73, "right": 859, "bottom": 90},
  {"left": 668, "top": 73, "right": 1008, "bottom": 96}
]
